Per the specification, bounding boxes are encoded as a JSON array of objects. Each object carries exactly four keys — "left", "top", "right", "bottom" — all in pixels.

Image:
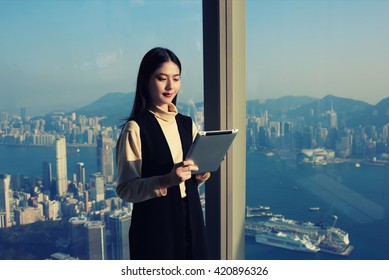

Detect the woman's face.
[{"left": 148, "top": 60, "right": 181, "bottom": 110}]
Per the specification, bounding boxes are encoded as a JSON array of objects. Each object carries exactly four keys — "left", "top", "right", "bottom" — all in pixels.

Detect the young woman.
[{"left": 116, "top": 47, "right": 210, "bottom": 260}]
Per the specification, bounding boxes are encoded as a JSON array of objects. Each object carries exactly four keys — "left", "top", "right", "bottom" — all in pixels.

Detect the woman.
[{"left": 116, "top": 47, "right": 210, "bottom": 260}]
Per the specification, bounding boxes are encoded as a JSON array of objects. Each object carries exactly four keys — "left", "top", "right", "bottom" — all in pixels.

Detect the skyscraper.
[
  {"left": 84, "top": 221, "right": 106, "bottom": 260},
  {"left": 89, "top": 173, "right": 104, "bottom": 203},
  {"left": 42, "top": 161, "right": 52, "bottom": 192},
  {"left": 69, "top": 216, "right": 88, "bottom": 259},
  {"left": 110, "top": 212, "right": 131, "bottom": 260},
  {"left": 55, "top": 137, "right": 68, "bottom": 197},
  {"left": 76, "top": 162, "right": 86, "bottom": 192},
  {"left": 97, "top": 133, "right": 114, "bottom": 183},
  {"left": 330, "top": 100, "right": 338, "bottom": 129},
  {"left": 20, "top": 107, "right": 27, "bottom": 123},
  {"left": 0, "top": 174, "right": 11, "bottom": 227}
]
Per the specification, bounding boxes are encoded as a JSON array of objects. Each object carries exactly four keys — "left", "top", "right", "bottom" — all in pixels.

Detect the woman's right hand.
[{"left": 159, "top": 160, "right": 199, "bottom": 189}]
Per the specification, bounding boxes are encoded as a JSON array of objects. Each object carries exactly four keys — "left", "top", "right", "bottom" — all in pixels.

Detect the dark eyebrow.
[{"left": 157, "top": 73, "right": 181, "bottom": 77}]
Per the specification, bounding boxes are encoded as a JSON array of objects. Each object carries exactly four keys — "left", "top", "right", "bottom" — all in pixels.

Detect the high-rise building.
[
  {"left": 20, "top": 107, "right": 27, "bottom": 123},
  {"left": 89, "top": 173, "right": 105, "bottom": 204},
  {"left": 97, "top": 134, "right": 114, "bottom": 183},
  {"left": 0, "top": 174, "right": 11, "bottom": 227},
  {"left": 282, "top": 121, "right": 292, "bottom": 147},
  {"left": 83, "top": 190, "right": 90, "bottom": 213},
  {"left": 76, "top": 162, "right": 86, "bottom": 192},
  {"left": 42, "top": 200, "right": 61, "bottom": 221},
  {"left": 110, "top": 212, "right": 131, "bottom": 260},
  {"left": 55, "top": 137, "right": 68, "bottom": 197},
  {"left": 69, "top": 216, "right": 88, "bottom": 259},
  {"left": 84, "top": 221, "right": 106, "bottom": 260},
  {"left": 42, "top": 161, "right": 52, "bottom": 192},
  {"left": 330, "top": 100, "right": 338, "bottom": 129},
  {"left": 14, "top": 205, "right": 44, "bottom": 225}
]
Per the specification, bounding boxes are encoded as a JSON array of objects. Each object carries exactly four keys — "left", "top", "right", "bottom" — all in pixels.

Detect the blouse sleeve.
[{"left": 115, "top": 121, "right": 165, "bottom": 203}]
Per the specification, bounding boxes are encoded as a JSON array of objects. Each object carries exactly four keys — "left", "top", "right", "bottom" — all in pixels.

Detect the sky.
[{"left": 0, "top": 0, "right": 388, "bottom": 116}]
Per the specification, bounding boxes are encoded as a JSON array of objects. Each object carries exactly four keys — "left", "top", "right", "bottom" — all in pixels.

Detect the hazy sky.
[
  {"left": 0, "top": 0, "right": 388, "bottom": 115},
  {"left": 247, "top": 0, "right": 389, "bottom": 104}
]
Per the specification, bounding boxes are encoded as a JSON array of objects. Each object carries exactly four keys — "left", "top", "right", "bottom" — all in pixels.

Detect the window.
[
  {"left": 245, "top": 0, "right": 389, "bottom": 260},
  {"left": 0, "top": 0, "right": 203, "bottom": 260}
]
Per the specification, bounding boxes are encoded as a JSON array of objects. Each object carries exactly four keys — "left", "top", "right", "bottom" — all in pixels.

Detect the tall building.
[
  {"left": 42, "top": 161, "right": 52, "bottom": 192},
  {"left": 83, "top": 190, "right": 90, "bottom": 213},
  {"left": 69, "top": 216, "right": 88, "bottom": 259},
  {"left": 14, "top": 205, "right": 44, "bottom": 225},
  {"left": 110, "top": 212, "right": 131, "bottom": 260},
  {"left": 0, "top": 174, "right": 12, "bottom": 227},
  {"left": 89, "top": 173, "right": 105, "bottom": 204},
  {"left": 20, "top": 107, "right": 27, "bottom": 123},
  {"left": 55, "top": 137, "right": 68, "bottom": 197},
  {"left": 76, "top": 162, "right": 86, "bottom": 192},
  {"left": 42, "top": 200, "right": 61, "bottom": 221},
  {"left": 330, "top": 100, "right": 338, "bottom": 129},
  {"left": 97, "top": 134, "right": 114, "bottom": 183},
  {"left": 84, "top": 221, "right": 106, "bottom": 260}
]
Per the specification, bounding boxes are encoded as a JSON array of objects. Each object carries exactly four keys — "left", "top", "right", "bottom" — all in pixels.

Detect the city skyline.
[{"left": 1, "top": 0, "right": 388, "bottom": 116}]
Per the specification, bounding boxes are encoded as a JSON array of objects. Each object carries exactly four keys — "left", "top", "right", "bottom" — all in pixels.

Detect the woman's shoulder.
[{"left": 122, "top": 120, "right": 140, "bottom": 133}]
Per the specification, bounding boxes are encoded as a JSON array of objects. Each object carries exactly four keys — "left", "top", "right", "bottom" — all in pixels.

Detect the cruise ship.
[
  {"left": 255, "top": 229, "right": 320, "bottom": 253},
  {"left": 245, "top": 216, "right": 353, "bottom": 256}
]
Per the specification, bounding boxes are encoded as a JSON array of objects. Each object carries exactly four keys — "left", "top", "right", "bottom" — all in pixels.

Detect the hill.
[
  {"left": 348, "top": 96, "right": 389, "bottom": 127},
  {"left": 247, "top": 95, "right": 317, "bottom": 120},
  {"left": 72, "top": 92, "right": 135, "bottom": 127},
  {"left": 286, "top": 94, "right": 372, "bottom": 126},
  {"left": 68, "top": 92, "right": 388, "bottom": 129}
]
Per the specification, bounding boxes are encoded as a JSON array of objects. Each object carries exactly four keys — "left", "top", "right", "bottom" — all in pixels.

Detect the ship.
[
  {"left": 245, "top": 216, "right": 353, "bottom": 256},
  {"left": 309, "top": 207, "right": 320, "bottom": 211},
  {"left": 255, "top": 228, "right": 320, "bottom": 253},
  {"left": 246, "top": 205, "right": 272, "bottom": 218}
]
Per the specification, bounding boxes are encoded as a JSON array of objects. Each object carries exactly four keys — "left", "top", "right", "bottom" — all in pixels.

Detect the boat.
[
  {"left": 355, "top": 162, "right": 361, "bottom": 168},
  {"left": 255, "top": 228, "right": 320, "bottom": 253},
  {"left": 309, "top": 207, "right": 320, "bottom": 211},
  {"left": 245, "top": 215, "right": 353, "bottom": 256},
  {"left": 246, "top": 205, "right": 271, "bottom": 217}
]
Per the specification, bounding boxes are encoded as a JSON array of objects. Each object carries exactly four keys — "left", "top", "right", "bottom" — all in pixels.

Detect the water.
[
  {"left": 1, "top": 145, "right": 388, "bottom": 259},
  {"left": 245, "top": 152, "right": 389, "bottom": 260},
  {"left": 0, "top": 145, "right": 98, "bottom": 180}
]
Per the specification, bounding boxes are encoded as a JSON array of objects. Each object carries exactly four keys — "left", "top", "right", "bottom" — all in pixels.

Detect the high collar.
[{"left": 148, "top": 103, "right": 178, "bottom": 123}]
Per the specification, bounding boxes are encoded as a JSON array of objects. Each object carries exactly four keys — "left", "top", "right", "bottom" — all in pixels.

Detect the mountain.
[
  {"left": 247, "top": 95, "right": 317, "bottom": 119},
  {"left": 348, "top": 97, "right": 389, "bottom": 127},
  {"left": 72, "top": 92, "right": 135, "bottom": 127},
  {"left": 70, "top": 92, "right": 200, "bottom": 127},
  {"left": 67, "top": 92, "right": 388, "bottom": 129},
  {"left": 286, "top": 94, "right": 372, "bottom": 126}
]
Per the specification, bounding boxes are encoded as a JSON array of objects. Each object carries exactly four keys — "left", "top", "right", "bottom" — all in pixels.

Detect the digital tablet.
[{"left": 186, "top": 129, "right": 239, "bottom": 174}]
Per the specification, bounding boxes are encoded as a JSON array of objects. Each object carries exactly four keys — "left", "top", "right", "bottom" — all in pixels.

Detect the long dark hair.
[{"left": 122, "top": 47, "right": 182, "bottom": 127}]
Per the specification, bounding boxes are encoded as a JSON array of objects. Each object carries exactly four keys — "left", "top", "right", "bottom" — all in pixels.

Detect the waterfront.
[{"left": 1, "top": 145, "right": 388, "bottom": 259}]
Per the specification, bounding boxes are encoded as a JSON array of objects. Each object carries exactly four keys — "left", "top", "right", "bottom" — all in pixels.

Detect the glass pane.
[
  {"left": 246, "top": 0, "right": 389, "bottom": 260},
  {"left": 0, "top": 0, "right": 203, "bottom": 260}
]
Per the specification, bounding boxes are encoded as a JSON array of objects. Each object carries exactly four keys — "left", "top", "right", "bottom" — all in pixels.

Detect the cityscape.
[{"left": 0, "top": 93, "right": 388, "bottom": 260}]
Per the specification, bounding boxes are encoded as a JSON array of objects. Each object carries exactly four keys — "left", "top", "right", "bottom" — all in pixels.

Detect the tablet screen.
[{"left": 186, "top": 129, "right": 238, "bottom": 174}]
